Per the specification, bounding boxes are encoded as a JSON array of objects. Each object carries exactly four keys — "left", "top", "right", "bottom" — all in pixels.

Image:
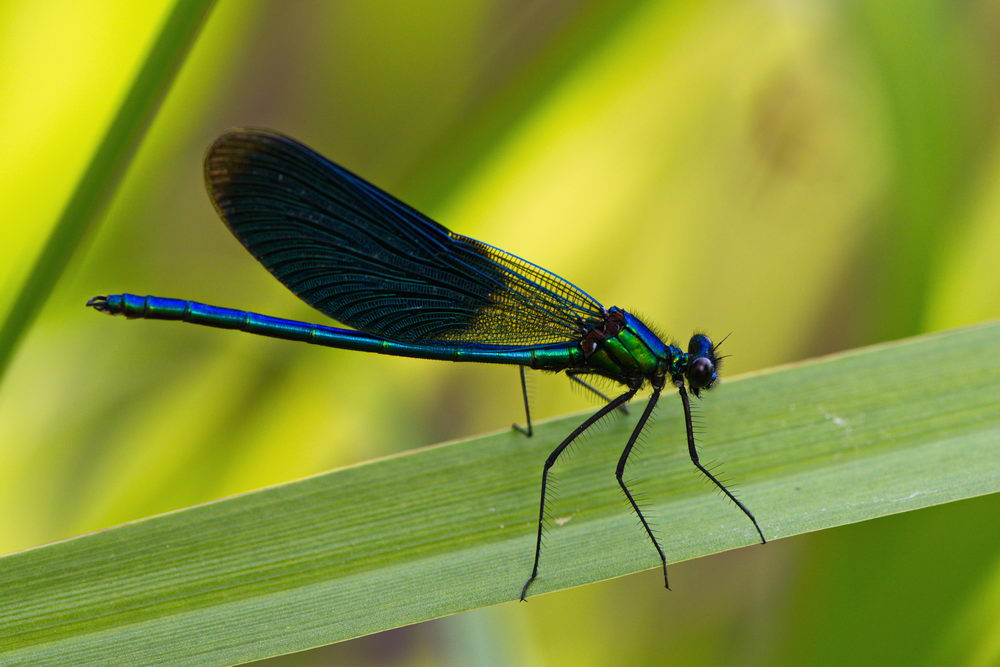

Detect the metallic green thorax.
[{"left": 579, "top": 308, "right": 685, "bottom": 383}]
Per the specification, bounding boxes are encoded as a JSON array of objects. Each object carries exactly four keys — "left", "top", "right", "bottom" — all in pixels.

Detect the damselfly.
[{"left": 88, "top": 129, "right": 765, "bottom": 599}]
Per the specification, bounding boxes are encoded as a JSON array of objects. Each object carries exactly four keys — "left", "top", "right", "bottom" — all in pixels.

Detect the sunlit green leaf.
[
  {"left": 3, "top": 321, "right": 997, "bottom": 663},
  {"left": 0, "top": 0, "right": 214, "bottom": 378}
]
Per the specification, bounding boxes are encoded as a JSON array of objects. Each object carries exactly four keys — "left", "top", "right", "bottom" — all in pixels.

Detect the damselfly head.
[{"left": 685, "top": 333, "right": 719, "bottom": 397}]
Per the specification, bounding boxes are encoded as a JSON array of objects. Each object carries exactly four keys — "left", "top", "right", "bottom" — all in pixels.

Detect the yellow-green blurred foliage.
[{"left": 2, "top": 1, "right": 998, "bottom": 665}]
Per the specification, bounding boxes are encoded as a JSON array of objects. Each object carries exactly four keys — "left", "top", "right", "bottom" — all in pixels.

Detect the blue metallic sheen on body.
[
  {"left": 101, "top": 294, "right": 583, "bottom": 370},
  {"left": 97, "top": 295, "right": 692, "bottom": 384},
  {"left": 621, "top": 311, "right": 669, "bottom": 359}
]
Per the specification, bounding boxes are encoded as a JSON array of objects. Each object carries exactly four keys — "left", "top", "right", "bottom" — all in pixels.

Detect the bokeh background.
[{"left": 2, "top": 1, "right": 998, "bottom": 664}]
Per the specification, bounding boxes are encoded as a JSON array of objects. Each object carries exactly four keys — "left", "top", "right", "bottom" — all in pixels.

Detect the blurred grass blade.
[
  {"left": 410, "top": 0, "right": 652, "bottom": 206},
  {"left": 0, "top": 0, "right": 215, "bottom": 380},
  {"left": 3, "top": 322, "right": 998, "bottom": 663},
  {"left": 847, "top": 1, "right": 979, "bottom": 341}
]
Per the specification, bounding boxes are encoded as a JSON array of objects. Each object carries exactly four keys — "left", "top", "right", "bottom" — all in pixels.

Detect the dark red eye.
[{"left": 686, "top": 357, "right": 716, "bottom": 389}]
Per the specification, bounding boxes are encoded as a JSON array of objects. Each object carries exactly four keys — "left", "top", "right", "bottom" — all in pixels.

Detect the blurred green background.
[{"left": 2, "top": 1, "right": 998, "bottom": 665}]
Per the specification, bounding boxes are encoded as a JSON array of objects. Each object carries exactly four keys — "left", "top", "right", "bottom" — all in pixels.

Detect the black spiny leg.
[
  {"left": 567, "top": 371, "right": 629, "bottom": 416},
  {"left": 678, "top": 384, "right": 766, "bottom": 544},
  {"left": 615, "top": 383, "right": 669, "bottom": 588},
  {"left": 512, "top": 366, "right": 533, "bottom": 437},
  {"left": 521, "top": 384, "right": 639, "bottom": 601}
]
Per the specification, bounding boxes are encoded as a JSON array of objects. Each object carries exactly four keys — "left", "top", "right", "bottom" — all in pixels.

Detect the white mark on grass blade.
[
  {"left": 869, "top": 491, "right": 927, "bottom": 504},
  {"left": 822, "top": 410, "right": 852, "bottom": 434}
]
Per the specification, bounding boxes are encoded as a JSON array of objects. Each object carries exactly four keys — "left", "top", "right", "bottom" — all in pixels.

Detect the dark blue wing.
[{"left": 205, "top": 129, "right": 605, "bottom": 345}]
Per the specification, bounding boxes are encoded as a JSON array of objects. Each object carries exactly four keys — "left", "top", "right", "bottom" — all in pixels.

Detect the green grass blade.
[
  {"left": 0, "top": 0, "right": 214, "bottom": 380},
  {"left": 846, "top": 1, "right": 980, "bottom": 341},
  {"left": 3, "top": 322, "right": 998, "bottom": 663}
]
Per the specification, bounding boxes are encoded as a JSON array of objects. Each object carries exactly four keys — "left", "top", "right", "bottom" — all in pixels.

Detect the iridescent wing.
[{"left": 205, "top": 129, "right": 605, "bottom": 346}]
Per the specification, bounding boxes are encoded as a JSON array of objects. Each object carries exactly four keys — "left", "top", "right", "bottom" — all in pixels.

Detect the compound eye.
[{"left": 687, "top": 356, "right": 715, "bottom": 388}]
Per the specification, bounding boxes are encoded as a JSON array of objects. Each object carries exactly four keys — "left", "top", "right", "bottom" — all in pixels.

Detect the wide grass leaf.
[{"left": 2, "top": 322, "right": 998, "bottom": 663}]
